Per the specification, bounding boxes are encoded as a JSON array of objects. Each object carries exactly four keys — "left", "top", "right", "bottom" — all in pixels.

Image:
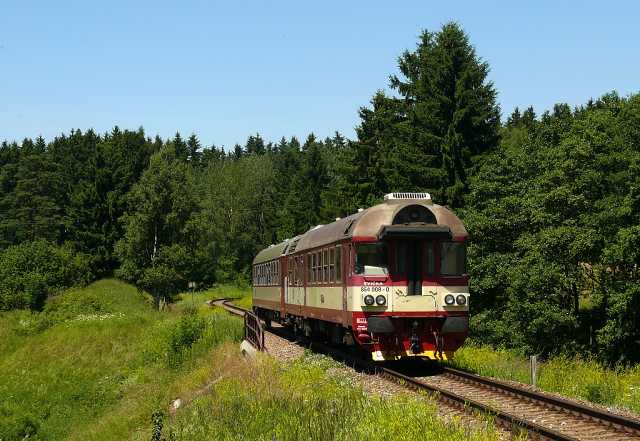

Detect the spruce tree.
[
  {"left": 283, "top": 134, "right": 328, "bottom": 234},
  {"left": 351, "top": 22, "right": 500, "bottom": 207},
  {"left": 187, "top": 134, "right": 202, "bottom": 163},
  {"left": 245, "top": 133, "right": 266, "bottom": 155}
]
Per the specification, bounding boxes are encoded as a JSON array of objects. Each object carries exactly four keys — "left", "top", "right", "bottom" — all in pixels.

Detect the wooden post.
[{"left": 530, "top": 355, "right": 538, "bottom": 387}]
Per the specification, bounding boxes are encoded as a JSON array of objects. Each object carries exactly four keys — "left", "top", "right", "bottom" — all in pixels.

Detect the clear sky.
[{"left": 1, "top": 1, "right": 638, "bottom": 149}]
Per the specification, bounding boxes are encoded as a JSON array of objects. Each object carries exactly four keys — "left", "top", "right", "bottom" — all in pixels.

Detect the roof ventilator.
[{"left": 384, "top": 192, "right": 431, "bottom": 201}]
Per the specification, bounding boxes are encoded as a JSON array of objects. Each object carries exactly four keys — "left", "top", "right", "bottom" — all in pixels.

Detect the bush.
[
  {"left": 142, "top": 309, "right": 244, "bottom": 368},
  {"left": 0, "top": 240, "right": 93, "bottom": 311},
  {"left": 167, "top": 310, "right": 207, "bottom": 367}
]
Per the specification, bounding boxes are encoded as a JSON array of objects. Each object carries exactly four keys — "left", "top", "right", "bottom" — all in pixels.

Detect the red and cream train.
[{"left": 251, "top": 193, "right": 469, "bottom": 361}]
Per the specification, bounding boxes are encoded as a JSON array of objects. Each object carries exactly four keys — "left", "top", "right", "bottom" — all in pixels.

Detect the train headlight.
[
  {"left": 456, "top": 294, "right": 467, "bottom": 306},
  {"left": 444, "top": 294, "right": 455, "bottom": 305},
  {"left": 375, "top": 295, "right": 386, "bottom": 306},
  {"left": 364, "top": 295, "right": 375, "bottom": 306}
]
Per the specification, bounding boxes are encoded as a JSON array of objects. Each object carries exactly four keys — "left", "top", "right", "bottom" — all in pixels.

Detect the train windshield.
[
  {"left": 441, "top": 242, "right": 467, "bottom": 276},
  {"left": 354, "top": 243, "right": 388, "bottom": 276}
]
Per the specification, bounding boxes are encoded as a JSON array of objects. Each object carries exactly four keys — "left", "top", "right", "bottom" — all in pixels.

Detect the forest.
[{"left": 1, "top": 22, "right": 639, "bottom": 365}]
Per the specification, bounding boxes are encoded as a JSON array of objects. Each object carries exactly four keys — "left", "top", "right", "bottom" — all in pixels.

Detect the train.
[{"left": 251, "top": 192, "right": 469, "bottom": 361}]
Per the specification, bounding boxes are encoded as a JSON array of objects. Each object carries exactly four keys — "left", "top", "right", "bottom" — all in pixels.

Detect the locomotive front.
[{"left": 348, "top": 193, "right": 469, "bottom": 361}]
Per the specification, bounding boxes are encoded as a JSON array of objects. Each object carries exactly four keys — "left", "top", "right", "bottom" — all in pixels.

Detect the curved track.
[{"left": 215, "top": 299, "right": 640, "bottom": 441}]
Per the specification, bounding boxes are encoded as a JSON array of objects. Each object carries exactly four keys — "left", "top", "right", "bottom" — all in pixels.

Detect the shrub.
[
  {"left": 0, "top": 240, "right": 93, "bottom": 311},
  {"left": 167, "top": 310, "right": 207, "bottom": 366}
]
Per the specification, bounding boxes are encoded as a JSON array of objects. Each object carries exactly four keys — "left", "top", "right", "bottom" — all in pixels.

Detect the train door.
[
  {"left": 287, "top": 256, "right": 303, "bottom": 315},
  {"left": 339, "top": 244, "right": 347, "bottom": 314},
  {"left": 293, "top": 256, "right": 304, "bottom": 312},
  {"left": 397, "top": 240, "right": 422, "bottom": 295},
  {"left": 282, "top": 257, "right": 288, "bottom": 315}
]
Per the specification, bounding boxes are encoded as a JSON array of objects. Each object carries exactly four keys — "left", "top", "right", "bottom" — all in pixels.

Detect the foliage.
[
  {"left": 115, "top": 146, "right": 203, "bottom": 308},
  {"left": 0, "top": 240, "right": 92, "bottom": 311},
  {"left": 463, "top": 93, "right": 640, "bottom": 363}
]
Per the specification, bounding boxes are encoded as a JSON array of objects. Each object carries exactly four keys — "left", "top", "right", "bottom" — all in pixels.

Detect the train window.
[
  {"left": 323, "top": 249, "right": 329, "bottom": 283},
  {"left": 425, "top": 243, "right": 434, "bottom": 276},
  {"left": 329, "top": 248, "right": 335, "bottom": 282},
  {"left": 317, "top": 251, "right": 322, "bottom": 283},
  {"left": 310, "top": 253, "right": 315, "bottom": 284},
  {"left": 335, "top": 245, "right": 342, "bottom": 282},
  {"left": 314, "top": 252, "right": 318, "bottom": 283},
  {"left": 354, "top": 243, "right": 388, "bottom": 276},
  {"left": 441, "top": 242, "right": 467, "bottom": 276},
  {"left": 395, "top": 242, "right": 407, "bottom": 274},
  {"left": 311, "top": 253, "right": 315, "bottom": 283},
  {"left": 270, "top": 261, "right": 274, "bottom": 285}
]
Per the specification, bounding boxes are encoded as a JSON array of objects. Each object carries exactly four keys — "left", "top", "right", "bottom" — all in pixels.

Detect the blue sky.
[{"left": 1, "top": 1, "right": 638, "bottom": 148}]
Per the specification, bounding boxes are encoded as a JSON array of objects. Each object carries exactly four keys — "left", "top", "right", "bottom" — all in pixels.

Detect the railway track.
[{"left": 215, "top": 299, "right": 640, "bottom": 441}]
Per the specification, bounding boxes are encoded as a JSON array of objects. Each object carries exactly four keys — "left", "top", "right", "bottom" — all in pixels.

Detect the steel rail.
[
  {"left": 215, "top": 300, "right": 639, "bottom": 441},
  {"left": 441, "top": 366, "right": 640, "bottom": 437}
]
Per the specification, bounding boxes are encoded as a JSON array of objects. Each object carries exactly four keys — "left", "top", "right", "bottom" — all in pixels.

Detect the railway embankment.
[{"left": 218, "top": 299, "right": 640, "bottom": 441}]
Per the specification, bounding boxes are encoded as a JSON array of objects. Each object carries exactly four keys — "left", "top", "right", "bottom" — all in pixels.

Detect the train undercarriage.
[{"left": 254, "top": 307, "right": 468, "bottom": 361}]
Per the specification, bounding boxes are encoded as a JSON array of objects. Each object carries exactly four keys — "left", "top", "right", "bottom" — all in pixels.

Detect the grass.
[
  {"left": 0, "top": 279, "right": 244, "bottom": 441},
  {"left": 449, "top": 341, "right": 640, "bottom": 414},
  {"left": 163, "top": 351, "right": 504, "bottom": 441}
]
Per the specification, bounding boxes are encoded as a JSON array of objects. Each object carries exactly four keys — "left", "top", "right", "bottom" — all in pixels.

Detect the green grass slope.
[{"left": 0, "top": 279, "right": 243, "bottom": 441}]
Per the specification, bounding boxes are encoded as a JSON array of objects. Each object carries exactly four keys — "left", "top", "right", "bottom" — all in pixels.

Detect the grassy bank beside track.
[
  {"left": 0, "top": 279, "right": 244, "bottom": 441},
  {"left": 164, "top": 352, "right": 504, "bottom": 441},
  {"left": 449, "top": 342, "right": 640, "bottom": 415}
]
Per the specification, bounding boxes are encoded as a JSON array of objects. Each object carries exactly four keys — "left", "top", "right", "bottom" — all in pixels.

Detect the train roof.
[{"left": 253, "top": 193, "right": 468, "bottom": 264}]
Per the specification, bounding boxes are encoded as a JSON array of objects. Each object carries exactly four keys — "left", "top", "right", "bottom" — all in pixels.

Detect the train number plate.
[{"left": 360, "top": 286, "right": 390, "bottom": 293}]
